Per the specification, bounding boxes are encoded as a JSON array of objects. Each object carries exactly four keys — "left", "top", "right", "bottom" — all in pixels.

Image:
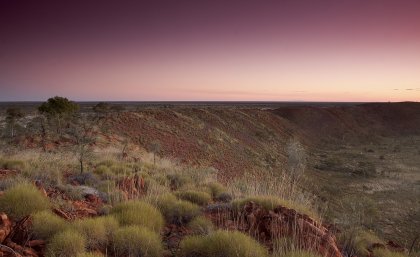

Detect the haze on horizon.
[{"left": 1, "top": 0, "right": 420, "bottom": 102}]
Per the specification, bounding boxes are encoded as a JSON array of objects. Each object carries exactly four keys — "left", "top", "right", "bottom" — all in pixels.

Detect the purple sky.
[{"left": 1, "top": 0, "right": 420, "bottom": 101}]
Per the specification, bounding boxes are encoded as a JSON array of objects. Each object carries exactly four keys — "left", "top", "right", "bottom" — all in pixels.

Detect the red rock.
[
  {"left": 27, "top": 240, "right": 45, "bottom": 247},
  {"left": 53, "top": 208, "right": 71, "bottom": 220},
  {"left": 0, "top": 213, "right": 12, "bottom": 243}
]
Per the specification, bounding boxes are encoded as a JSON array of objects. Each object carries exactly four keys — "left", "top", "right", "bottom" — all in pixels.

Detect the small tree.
[
  {"left": 67, "top": 117, "right": 95, "bottom": 174},
  {"left": 93, "top": 102, "right": 110, "bottom": 119},
  {"left": 286, "top": 138, "right": 306, "bottom": 191},
  {"left": 149, "top": 140, "right": 161, "bottom": 166},
  {"left": 5, "top": 107, "right": 24, "bottom": 137},
  {"left": 38, "top": 96, "right": 79, "bottom": 134}
]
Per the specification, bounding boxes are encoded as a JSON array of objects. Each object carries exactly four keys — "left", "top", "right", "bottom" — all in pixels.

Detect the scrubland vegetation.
[{"left": 0, "top": 98, "right": 417, "bottom": 257}]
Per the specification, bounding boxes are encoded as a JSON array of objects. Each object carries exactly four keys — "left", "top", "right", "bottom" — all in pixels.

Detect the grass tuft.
[
  {"left": 174, "top": 190, "right": 212, "bottom": 206},
  {"left": 178, "top": 230, "right": 268, "bottom": 257},
  {"left": 112, "top": 225, "right": 163, "bottom": 257},
  {"left": 73, "top": 217, "right": 109, "bottom": 250},
  {"left": 0, "top": 182, "right": 50, "bottom": 220},
  {"left": 32, "top": 211, "right": 69, "bottom": 240},
  {"left": 111, "top": 200, "right": 164, "bottom": 232},
  {"left": 46, "top": 230, "right": 86, "bottom": 257},
  {"left": 187, "top": 216, "right": 214, "bottom": 235},
  {"left": 154, "top": 194, "right": 201, "bottom": 225}
]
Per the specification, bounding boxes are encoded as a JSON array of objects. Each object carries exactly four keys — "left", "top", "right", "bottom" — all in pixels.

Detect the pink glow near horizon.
[{"left": 0, "top": 1, "right": 420, "bottom": 102}]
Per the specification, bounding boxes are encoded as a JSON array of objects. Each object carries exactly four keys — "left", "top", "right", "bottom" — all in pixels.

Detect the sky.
[{"left": 1, "top": 0, "right": 420, "bottom": 102}]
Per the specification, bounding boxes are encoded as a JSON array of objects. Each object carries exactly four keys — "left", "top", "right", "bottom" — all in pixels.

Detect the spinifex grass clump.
[
  {"left": 0, "top": 182, "right": 50, "bottom": 219},
  {"left": 174, "top": 190, "right": 212, "bottom": 206},
  {"left": 178, "top": 230, "right": 268, "bottom": 257},
  {"left": 32, "top": 211, "right": 69, "bottom": 240},
  {"left": 46, "top": 230, "right": 86, "bottom": 257},
  {"left": 73, "top": 217, "right": 113, "bottom": 250},
  {"left": 110, "top": 200, "right": 164, "bottom": 233},
  {"left": 0, "top": 158, "right": 27, "bottom": 170},
  {"left": 112, "top": 225, "right": 163, "bottom": 257},
  {"left": 206, "top": 182, "right": 228, "bottom": 199},
  {"left": 351, "top": 230, "right": 384, "bottom": 257},
  {"left": 154, "top": 194, "right": 200, "bottom": 225},
  {"left": 187, "top": 216, "right": 214, "bottom": 235}
]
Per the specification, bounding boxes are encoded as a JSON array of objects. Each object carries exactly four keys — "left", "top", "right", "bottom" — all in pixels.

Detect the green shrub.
[
  {"left": 96, "top": 160, "right": 115, "bottom": 168},
  {"left": 206, "top": 182, "right": 228, "bottom": 199},
  {"left": 111, "top": 201, "right": 164, "bottom": 232},
  {"left": 0, "top": 183, "right": 50, "bottom": 219},
  {"left": 187, "top": 216, "right": 214, "bottom": 235},
  {"left": 0, "top": 175, "right": 30, "bottom": 191},
  {"left": 0, "top": 158, "right": 27, "bottom": 170},
  {"left": 372, "top": 248, "right": 407, "bottom": 257},
  {"left": 155, "top": 194, "right": 200, "bottom": 225},
  {"left": 94, "top": 165, "right": 112, "bottom": 177},
  {"left": 232, "top": 196, "right": 317, "bottom": 219},
  {"left": 113, "top": 225, "right": 163, "bottom": 257},
  {"left": 350, "top": 230, "right": 383, "bottom": 257},
  {"left": 46, "top": 230, "right": 86, "bottom": 257},
  {"left": 178, "top": 230, "right": 268, "bottom": 257},
  {"left": 167, "top": 174, "right": 191, "bottom": 190},
  {"left": 95, "top": 215, "right": 119, "bottom": 239},
  {"left": 175, "top": 190, "right": 212, "bottom": 206},
  {"left": 32, "top": 211, "right": 69, "bottom": 240},
  {"left": 73, "top": 218, "right": 108, "bottom": 250}
]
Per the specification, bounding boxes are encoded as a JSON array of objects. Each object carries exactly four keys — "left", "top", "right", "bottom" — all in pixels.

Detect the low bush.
[
  {"left": 178, "top": 230, "right": 268, "bottom": 257},
  {"left": 155, "top": 194, "right": 200, "bottom": 225},
  {"left": 0, "top": 158, "right": 27, "bottom": 170},
  {"left": 32, "top": 211, "right": 69, "bottom": 240},
  {"left": 73, "top": 217, "right": 108, "bottom": 250},
  {"left": 0, "top": 183, "right": 50, "bottom": 219},
  {"left": 46, "top": 230, "right": 86, "bottom": 257},
  {"left": 215, "top": 192, "right": 232, "bottom": 202},
  {"left": 112, "top": 225, "right": 163, "bottom": 257},
  {"left": 111, "top": 200, "right": 164, "bottom": 232},
  {"left": 347, "top": 230, "right": 383, "bottom": 257},
  {"left": 187, "top": 216, "right": 214, "bottom": 235},
  {"left": 0, "top": 175, "right": 30, "bottom": 191},
  {"left": 232, "top": 196, "right": 317, "bottom": 219},
  {"left": 94, "top": 165, "right": 113, "bottom": 178},
  {"left": 175, "top": 190, "right": 212, "bottom": 206},
  {"left": 95, "top": 215, "right": 119, "bottom": 240},
  {"left": 167, "top": 174, "right": 191, "bottom": 190},
  {"left": 206, "top": 182, "right": 228, "bottom": 199}
]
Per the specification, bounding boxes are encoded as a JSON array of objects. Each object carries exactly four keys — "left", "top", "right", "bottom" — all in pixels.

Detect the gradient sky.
[{"left": 1, "top": 0, "right": 420, "bottom": 102}]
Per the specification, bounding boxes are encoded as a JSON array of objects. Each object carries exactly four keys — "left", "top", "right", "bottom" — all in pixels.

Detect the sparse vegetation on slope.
[{"left": 178, "top": 230, "right": 268, "bottom": 257}]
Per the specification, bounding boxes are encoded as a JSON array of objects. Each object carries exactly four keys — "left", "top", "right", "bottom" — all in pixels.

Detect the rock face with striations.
[
  {"left": 206, "top": 201, "right": 343, "bottom": 257},
  {"left": 0, "top": 213, "right": 12, "bottom": 243}
]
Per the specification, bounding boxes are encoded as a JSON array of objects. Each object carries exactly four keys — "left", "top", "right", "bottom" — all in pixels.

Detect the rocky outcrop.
[
  {"left": 116, "top": 174, "right": 145, "bottom": 200},
  {"left": 0, "top": 213, "right": 12, "bottom": 243},
  {"left": 206, "top": 201, "right": 343, "bottom": 257}
]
